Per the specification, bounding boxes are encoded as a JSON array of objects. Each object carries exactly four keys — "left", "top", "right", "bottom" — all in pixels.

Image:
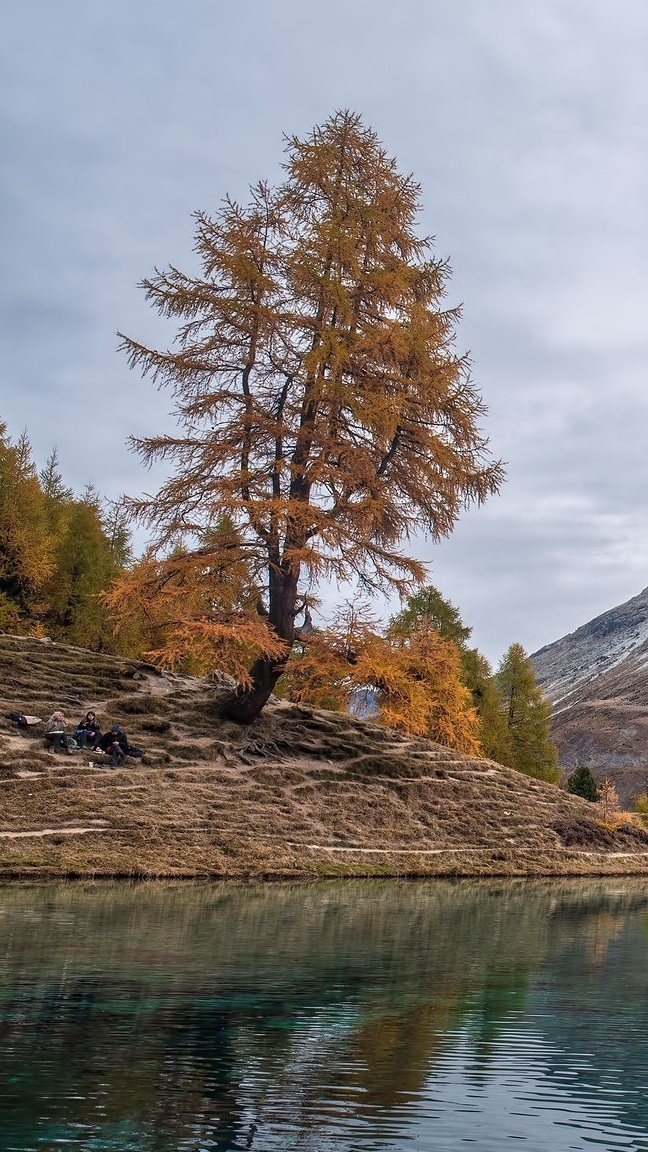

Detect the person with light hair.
[{"left": 44, "top": 711, "right": 71, "bottom": 753}]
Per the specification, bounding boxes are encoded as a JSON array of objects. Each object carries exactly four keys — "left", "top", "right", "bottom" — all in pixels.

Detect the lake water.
[{"left": 2, "top": 879, "right": 648, "bottom": 1151}]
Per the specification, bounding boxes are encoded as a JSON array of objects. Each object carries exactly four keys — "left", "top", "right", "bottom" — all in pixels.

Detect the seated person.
[
  {"left": 44, "top": 711, "right": 71, "bottom": 753},
  {"left": 74, "top": 710, "right": 101, "bottom": 749},
  {"left": 96, "top": 725, "right": 143, "bottom": 767}
]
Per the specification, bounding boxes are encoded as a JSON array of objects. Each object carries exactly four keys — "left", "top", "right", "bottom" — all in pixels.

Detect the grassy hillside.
[{"left": 1, "top": 634, "right": 648, "bottom": 878}]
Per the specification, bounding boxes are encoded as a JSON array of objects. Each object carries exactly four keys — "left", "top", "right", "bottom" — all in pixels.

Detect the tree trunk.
[
  {"left": 219, "top": 653, "right": 288, "bottom": 724},
  {"left": 220, "top": 564, "right": 299, "bottom": 724}
]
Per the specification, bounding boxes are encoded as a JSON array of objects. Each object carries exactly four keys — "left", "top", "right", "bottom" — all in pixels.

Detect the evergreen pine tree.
[
  {"left": 566, "top": 764, "right": 599, "bottom": 802},
  {"left": 496, "top": 643, "right": 559, "bottom": 782},
  {"left": 40, "top": 448, "right": 73, "bottom": 505},
  {"left": 0, "top": 424, "right": 132, "bottom": 649},
  {"left": 0, "top": 423, "right": 52, "bottom": 625},
  {"left": 40, "top": 448, "right": 74, "bottom": 534},
  {"left": 460, "top": 647, "right": 512, "bottom": 764},
  {"left": 44, "top": 491, "right": 130, "bottom": 650},
  {"left": 390, "top": 586, "right": 472, "bottom": 648}
]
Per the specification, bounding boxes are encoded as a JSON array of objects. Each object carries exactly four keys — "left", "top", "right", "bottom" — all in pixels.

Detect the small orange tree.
[
  {"left": 598, "top": 777, "right": 619, "bottom": 823},
  {"left": 112, "top": 112, "right": 503, "bottom": 722},
  {"left": 389, "top": 583, "right": 512, "bottom": 761},
  {"left": 281, "top": 606, "right": 480, "bottom": 753}
]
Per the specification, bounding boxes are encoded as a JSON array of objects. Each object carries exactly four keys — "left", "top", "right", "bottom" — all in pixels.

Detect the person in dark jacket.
[
  {"left": 74, "top": 711, "right": 101, "bottom": 749},
  {"left": 96, "top": 725, "right": 126, "bottom": 766},
  {"left": 96, "top": 725, "right": 143, "bottom": 767}
]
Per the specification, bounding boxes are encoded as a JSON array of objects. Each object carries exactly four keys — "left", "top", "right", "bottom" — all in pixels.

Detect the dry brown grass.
[{"left": 1, "top": 633, "right": 648, "bottom": 877}]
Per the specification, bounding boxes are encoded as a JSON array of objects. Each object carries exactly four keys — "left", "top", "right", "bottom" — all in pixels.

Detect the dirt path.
[
  {"left": 292, "top": 843, "right": 476, "bottom": 854},
  {"left": 0, "top": 826, "right": 110, "bottom": 839}
]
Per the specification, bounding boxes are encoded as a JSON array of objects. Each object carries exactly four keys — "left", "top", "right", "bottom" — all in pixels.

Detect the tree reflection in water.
[{"left": 1, "top": 879, "right": 648, "bottom": 1150}]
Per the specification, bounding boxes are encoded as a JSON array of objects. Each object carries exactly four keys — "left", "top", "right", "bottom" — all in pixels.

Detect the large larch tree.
[{"left": 112, "top": 112, "right": 503, "bottom": 722}]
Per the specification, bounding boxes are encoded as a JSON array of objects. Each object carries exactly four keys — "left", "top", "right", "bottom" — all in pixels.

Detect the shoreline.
[{"left": 2, "top": 848, "right": 648, "bottom": 881}]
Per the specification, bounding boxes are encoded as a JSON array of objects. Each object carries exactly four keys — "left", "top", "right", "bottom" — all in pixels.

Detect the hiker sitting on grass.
[
  {"left": 95, "top": 724, "right": 143, "bottom": 767},
  {"left": 44, "top": 711, "right": 72, "bottom": 753},
  {"left": 74, "top": 711, "right": 101, "bottom": 749}
]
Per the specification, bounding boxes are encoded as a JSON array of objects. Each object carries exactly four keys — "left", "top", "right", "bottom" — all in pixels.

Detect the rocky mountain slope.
[
  {"left": 532, "top": 586, "right": 648, "bottom": 805},
  {"left": 1, "top": 633, "right": 648, "bottom": 877}
]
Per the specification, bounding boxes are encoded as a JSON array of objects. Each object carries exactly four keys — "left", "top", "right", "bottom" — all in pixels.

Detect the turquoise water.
[{"left": 2, "top": 879, "right": 648, "bottom": 1150}]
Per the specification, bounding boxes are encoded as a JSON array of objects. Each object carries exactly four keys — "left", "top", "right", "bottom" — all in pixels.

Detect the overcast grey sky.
[{"left": 2, "top": 0, "right": 648, "bottom": 665}]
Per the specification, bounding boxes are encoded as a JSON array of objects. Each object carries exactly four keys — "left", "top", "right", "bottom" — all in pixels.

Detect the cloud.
[{"left": 2, "top": 0, "right": 648, "bottom": 661}]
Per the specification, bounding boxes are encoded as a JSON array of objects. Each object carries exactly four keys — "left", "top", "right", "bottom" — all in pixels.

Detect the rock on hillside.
[
  {"left": 1, "top": 634, "right": 648, "bottom": 878},
  {"left": 532, "top": 586, "right": 648, "bottom": 806}
]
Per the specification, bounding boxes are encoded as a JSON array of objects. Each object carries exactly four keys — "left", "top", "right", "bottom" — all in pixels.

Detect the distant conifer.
[
  {"left": 566, "top": 764, "right": 599, "bottom": 802},
  {"left": 496, "top": 643, "right": 559, "bottom": 782},
  {"left": 0, "top": 422, "right": 52, "bottom": 624},
  {"left": 0, "top": 418, "right": 132, "bottom": 651}
]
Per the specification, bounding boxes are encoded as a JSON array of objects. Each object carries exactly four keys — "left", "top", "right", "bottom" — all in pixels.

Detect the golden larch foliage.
[
  {"left": 282, "top": 614, "right": 480, "bottom": 755},
  {"left": 114, "top": 112, "right": 503, "bottom": 720}
]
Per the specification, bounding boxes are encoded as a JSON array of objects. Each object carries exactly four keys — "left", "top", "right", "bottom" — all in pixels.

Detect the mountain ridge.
[{"left": 532, "top": 586, "right": 648, "bottom": 805}]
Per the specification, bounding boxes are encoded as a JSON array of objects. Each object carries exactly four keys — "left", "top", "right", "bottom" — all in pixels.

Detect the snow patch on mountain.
[{"left": 531, "top": 586, "right": 648, "bottom": 708}]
